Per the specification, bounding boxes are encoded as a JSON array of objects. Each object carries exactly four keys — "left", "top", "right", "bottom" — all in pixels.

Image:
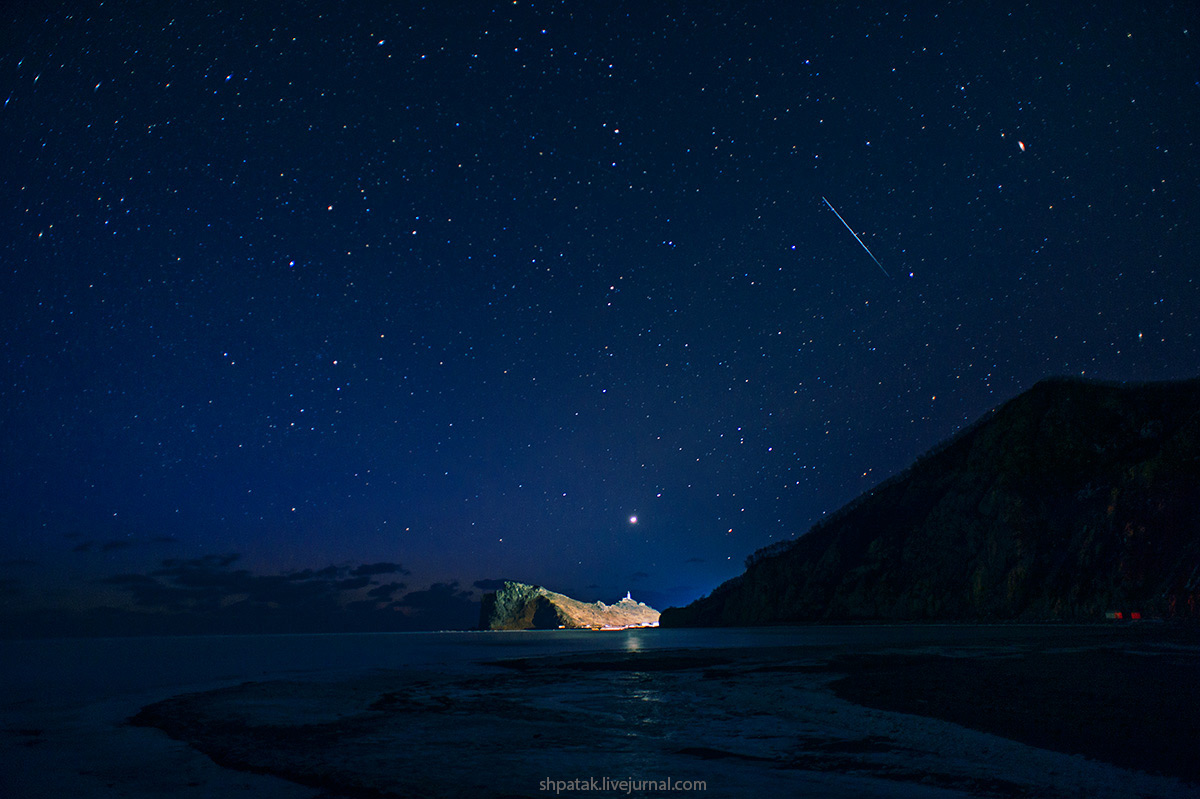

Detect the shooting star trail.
[{"left": 821, "top": 196, "right": 890, "bottom": 278}]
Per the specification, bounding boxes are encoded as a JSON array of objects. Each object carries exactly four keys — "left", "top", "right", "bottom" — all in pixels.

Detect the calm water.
[{"left": 1, "top": 623, "right": 1135, "bottom": 708}]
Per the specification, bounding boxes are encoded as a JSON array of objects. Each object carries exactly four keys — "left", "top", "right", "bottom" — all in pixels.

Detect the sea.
[{"left": 2, "top": 626, "right": 1194, "bottom": 798}]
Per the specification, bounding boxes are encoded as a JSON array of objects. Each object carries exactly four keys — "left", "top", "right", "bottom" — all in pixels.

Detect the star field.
[{"left": 2, "top": 2, "right": 1198, "bottom": 629}]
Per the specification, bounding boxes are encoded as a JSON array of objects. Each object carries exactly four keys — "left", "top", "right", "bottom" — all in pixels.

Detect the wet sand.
[
  {"left": 828, "top": 646, "right": 1200, "bottom": 785},
  {"left": 127, "top": 626, "right": 1200, "bottom": 798}
]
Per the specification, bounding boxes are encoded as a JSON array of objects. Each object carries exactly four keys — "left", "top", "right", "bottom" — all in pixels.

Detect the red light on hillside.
[{"left": 1130, "top": 612, "right": 1141, "bottom": 620}]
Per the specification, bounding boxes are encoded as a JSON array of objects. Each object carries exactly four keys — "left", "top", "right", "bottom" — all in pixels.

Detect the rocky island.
[
  {"left": 663, "top": 376, "right": 1200, "bottom": 626},
  {"left": 479, "top": 581, "right": 660, "bottom": 630}
]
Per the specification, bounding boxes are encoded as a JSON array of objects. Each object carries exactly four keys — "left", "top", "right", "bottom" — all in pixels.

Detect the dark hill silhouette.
[{"left": 661, "top": 377, "right": 1200, "bottom": 626}]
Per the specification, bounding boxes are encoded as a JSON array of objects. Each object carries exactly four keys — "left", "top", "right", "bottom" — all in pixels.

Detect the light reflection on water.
[{"left": 2, "top": 624, "right": 1139, "bottom": 709}]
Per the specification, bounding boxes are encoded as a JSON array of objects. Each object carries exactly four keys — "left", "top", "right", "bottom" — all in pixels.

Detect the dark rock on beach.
[{"left": 828, "top": 645, "right": 1200, "bottom": 785}]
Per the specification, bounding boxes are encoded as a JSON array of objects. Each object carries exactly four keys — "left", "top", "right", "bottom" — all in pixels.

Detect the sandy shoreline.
[{"left": 128, "top": 626, "right": 1200, "bottom": 798}]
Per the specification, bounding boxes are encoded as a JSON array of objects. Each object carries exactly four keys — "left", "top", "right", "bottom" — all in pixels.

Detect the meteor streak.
[{"left": 821, "top": 196, "right": 890, "bottom": 277}]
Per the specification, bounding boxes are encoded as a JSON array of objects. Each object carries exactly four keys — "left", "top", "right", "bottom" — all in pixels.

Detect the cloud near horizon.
[
  {"left": 471, "top": 578, "right": 517, "bottom": 591},
  {"left": 397, "top": 582, "right": 478, "bottom": 630},
  {"left": 70, "top": 536, "right": 180, "bottom": 554},
  {"left": 0, "top": 554, "right": 480, "bottom": 638},
  {"left": 350, "top": 562, "right": 409, "bottom": 577}
]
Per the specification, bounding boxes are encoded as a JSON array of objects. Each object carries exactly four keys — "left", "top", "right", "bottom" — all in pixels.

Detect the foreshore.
[
  {"left": 127, "top": 625, "right": 1199, "bottom": 798},
  {"left": 827, "top": 642, "right": 1200, "bottom": 785}
]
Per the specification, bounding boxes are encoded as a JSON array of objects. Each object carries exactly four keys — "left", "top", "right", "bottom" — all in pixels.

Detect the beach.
[{"left": 4, "top": 626, "right": 1197, "bottom": 798}]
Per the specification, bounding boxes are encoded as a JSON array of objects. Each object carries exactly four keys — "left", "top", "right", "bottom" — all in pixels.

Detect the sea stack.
[{"left": 479, "top": 581, "right": 660, "bottom": 630}]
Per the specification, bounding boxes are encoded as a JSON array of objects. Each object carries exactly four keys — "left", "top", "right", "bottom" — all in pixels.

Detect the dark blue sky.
[{"left": 2, "top": 2, "right": 1198, "bottom": 633}]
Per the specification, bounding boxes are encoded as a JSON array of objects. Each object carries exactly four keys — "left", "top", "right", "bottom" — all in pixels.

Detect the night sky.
[{"left": 2, "top": 2, "right": 1198, "bottom": 633}]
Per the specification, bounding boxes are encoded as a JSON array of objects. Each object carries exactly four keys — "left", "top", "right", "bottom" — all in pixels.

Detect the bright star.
[{"left": 629, "top": 515, "right": 638, "bottom": 524}]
